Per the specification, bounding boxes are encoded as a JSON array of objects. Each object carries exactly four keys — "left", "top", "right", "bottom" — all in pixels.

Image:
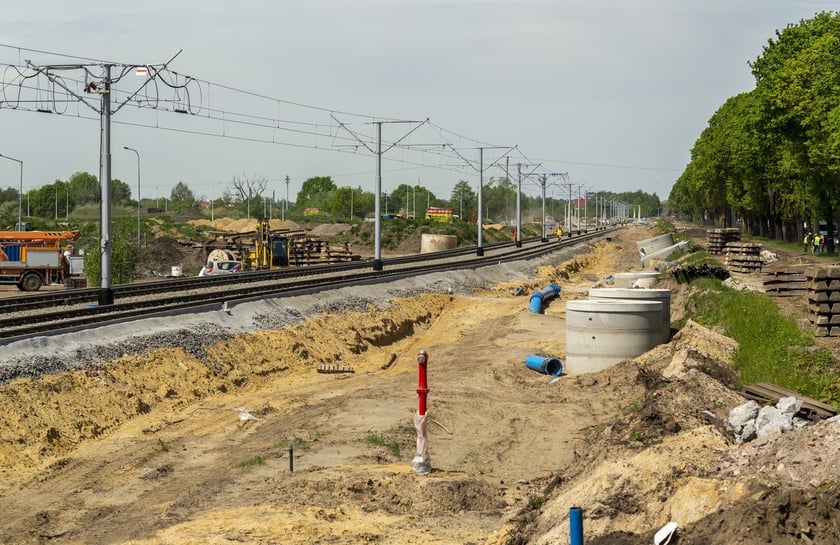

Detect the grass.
[
  {"left": 152, "top": 438, "right": 170, "bottom": 453},
  {"left": 679, "top": 249, "right": 722, "bottom": 268},
  {"left": 278, "top": 431, "right": 325, "bottom": 451},
  {"left": 685, "top": 276, "right": 840, "bottom": 404},
  {"left": 362, "top": 434, "right": 400, "bottom": 456},
  {"left": 237, "top": 456, "right": 266, "bottom": 467},
  {"left": 620, "top": 398, "right": 643, "bottom": 416}
]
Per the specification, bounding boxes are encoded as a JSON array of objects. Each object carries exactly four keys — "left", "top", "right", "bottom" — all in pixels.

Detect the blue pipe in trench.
[{"left": 528, "top": 284, "right": 561, "bottom": 313}]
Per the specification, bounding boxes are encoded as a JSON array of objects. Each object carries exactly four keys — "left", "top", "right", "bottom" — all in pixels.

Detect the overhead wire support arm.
[
  {"left": 332, "top": 116, "right": 431, "bottom": 271},
  {"left": 20, "top": 58, "right": 179, "bottom": 306}
]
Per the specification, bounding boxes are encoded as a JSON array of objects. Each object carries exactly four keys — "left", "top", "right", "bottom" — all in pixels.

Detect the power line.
[{"left": 533, "top": 157, "right": 682, "bottom": 173}]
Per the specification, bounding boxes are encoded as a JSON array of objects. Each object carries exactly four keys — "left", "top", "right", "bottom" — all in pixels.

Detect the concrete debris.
[
  {"left": 727, "top": 396, "right": 806, "bottom": 442},
  {"left": 722, "top": 277, "right": 747, "bottom": 291},
  {"left": 760, "top": 249, "right": 779, "bottom": 264},
  {"left": 234, "top": 407, "right": 258, "bottom": 421},
  {"left": 726, "top": 400, "right": 759, "bottom": 443},
  {"left": 654, "top": 521, "right": 678, "bottom": 545}
]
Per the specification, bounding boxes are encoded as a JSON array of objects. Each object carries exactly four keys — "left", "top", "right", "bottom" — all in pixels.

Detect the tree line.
[
  {"left": 669, "top": 12, "right": 840, "bottom": 244},
  {"left": 1, "top": 169, "right": 661, "bottom": 228}
]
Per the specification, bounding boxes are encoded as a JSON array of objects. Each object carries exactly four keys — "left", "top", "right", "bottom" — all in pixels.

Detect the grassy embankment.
[{"left": 662, "top": 220, "right": 840, "bottom": 405}]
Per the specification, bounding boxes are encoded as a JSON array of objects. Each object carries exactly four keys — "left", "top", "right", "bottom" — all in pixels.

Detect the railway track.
[{"left": 0, "top": 229, "right": 615, "bottom": 343}]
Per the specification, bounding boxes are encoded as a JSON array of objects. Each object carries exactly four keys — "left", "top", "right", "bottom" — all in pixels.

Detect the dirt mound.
[
  {"left": 308, "top": 223, "right": 351, "bottom": 237},
  {"left": 188, "top": 218, "right": 301, "bottom": 232},
  {"left": 138, "top": 237, "right": 206, "bottom": 275}
]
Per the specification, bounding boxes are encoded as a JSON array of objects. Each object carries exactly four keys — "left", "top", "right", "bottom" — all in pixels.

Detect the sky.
[{"left": 0, "top": 0, "right": 837, "bottom": 206}]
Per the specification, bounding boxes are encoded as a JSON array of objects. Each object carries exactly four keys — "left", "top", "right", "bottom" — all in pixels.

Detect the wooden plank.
[{"left": 742, "top": 382, "right": 838, "bottom": 419}]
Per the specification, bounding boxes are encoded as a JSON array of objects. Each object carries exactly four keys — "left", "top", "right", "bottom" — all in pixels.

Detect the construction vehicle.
[
  {"left": 0, "top": 230, "right": 82, "bottom": 291},
  {"left": 202, "top": 219, "right": 360, "bottom": 269}
]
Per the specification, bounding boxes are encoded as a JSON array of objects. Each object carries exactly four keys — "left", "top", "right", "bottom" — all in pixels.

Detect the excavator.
[{"left": 0, "top": 230, "right": 81, "bottom": 290}]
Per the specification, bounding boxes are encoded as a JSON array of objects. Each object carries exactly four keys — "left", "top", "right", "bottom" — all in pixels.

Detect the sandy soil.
[{"left": 1, "top": 225, "right": 839, "bottom": 545}]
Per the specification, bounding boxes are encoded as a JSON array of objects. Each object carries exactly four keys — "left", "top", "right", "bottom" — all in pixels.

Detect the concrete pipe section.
[
  {"left": 420, "top": 234, "right": 457, "bottom": 254},
  {"left": 565, "top": 299, "right": 664, "bottom": 374},
  {"left": 640, "top": 240, "right": 690, "bottom": 268},
  {"left": 611, "top": 272, "right": 660, "bottom": 288},
  {"left": 636, "top": 233, "right": 674, "bottom": 260},
  {"left": 588, "top": 287, "right": 671, "bottom": 343}
]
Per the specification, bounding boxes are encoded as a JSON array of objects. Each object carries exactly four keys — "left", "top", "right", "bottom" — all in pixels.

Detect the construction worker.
[
  {"left": 804, "top": 232, "right": 812, "bottom": 253},
  {"left": 62, "top": 244, "right": 73, "bottom": 282},
  {"left": 814, "top": 233, "right": 821, "bottom": 253},
  {"left": 556, "top": 225, "right": 563, "bottom": 240}
]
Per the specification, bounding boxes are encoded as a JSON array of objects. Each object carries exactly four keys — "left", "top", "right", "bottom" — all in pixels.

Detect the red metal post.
[{"left": 417, "top": 349, "right": 429, "bottom": 416}]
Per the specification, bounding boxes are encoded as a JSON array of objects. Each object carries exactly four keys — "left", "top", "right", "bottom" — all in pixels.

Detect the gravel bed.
[{"left": 0, "top": 243, "right": 590, "bottom": 386}]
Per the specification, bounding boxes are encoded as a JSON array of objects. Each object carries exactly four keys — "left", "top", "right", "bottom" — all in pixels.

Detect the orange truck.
[{"left": 0, "top": 230, "right": 82, "bottom": 291}]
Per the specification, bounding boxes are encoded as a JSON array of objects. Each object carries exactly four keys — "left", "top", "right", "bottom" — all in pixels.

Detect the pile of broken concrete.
[{"left": 726, "top": 396, "right": 808, "bottom": 443}]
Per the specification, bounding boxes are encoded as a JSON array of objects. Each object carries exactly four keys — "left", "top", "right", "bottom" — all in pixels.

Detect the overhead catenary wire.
[
  {"left": 0, "top": 44, "right": 520, "bottom": 171},
  {"left": 0, "top": 43, "right": 675, "bottom": 192}
]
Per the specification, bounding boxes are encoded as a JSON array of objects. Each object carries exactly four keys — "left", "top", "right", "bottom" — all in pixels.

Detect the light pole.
[
  {"left": 123, "top": 146, "right": 141, "bottom": 245},
  {"left": 284, "top": 175, "right": 290, "bottom": 221},
  {"left": 0, "top": 153, "right": 23, "bottom": 230}
]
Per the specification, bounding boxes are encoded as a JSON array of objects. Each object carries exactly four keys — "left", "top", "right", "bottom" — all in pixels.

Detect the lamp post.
[
  {"left": 123, "top": 146, "right": 141, "bottom": 245},
  {"left": 0, "top": 153, "right": 23, "bottom": 230}
]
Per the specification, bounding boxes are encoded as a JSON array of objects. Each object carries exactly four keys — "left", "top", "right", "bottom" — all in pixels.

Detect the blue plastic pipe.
[
  {"left": 570, "top": 506, "right": 583, "bottom": 545},
  {"left": 528, "top": 284, "right": 561, "bottom": 313},
  {"left": 524, "top": 355, "right": 564, "bottom": 376}
]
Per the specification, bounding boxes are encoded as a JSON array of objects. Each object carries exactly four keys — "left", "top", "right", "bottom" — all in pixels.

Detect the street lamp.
[
  {"left": 123, "top": 146, "right": 141, "bottom": 245},
  {"left": 0, "top": 153, "right": 23, "bottom": 230}
]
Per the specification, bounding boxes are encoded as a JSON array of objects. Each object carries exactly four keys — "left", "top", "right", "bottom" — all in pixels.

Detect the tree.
[
  {"left": 329, "top": 186, "right": 354, "bottom": 219},
  {"left": 110, "top": 178, "right": 131, "bottom": 204},
  {"left": 68, "top": 171, "right": 100, "bottom": 206},
  {"left": 450, "top": 180, "right": 476, "bottom": 220},
  {"left": 82, "top": 216, "right": 141, "bottom": 286},
  {"left": 170, "top": 181, "right": 196, "bottom": 210},
  {"left": 294, "top": 176, "right": 337, "bottom": 215},
  {"left": 296, "top": 176, "right": 336, "bottom": 206},
  {"left": 230, "top": 174, "right": 269, "bottom": 218}
]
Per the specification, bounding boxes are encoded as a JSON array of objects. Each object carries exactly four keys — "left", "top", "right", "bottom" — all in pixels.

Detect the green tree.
[
  {"left": 26, "top": 185, "right": 55, "bottom": 217},
  {"left": 484, "top": 176, "right": 515, "bottom": 223},
  {"left": 82, "top": 216, "right": 142, "bottom": 286},
  {"left": 669, "top": 12, "right": 840, "bottom": 243},
  {"left": 329, "top": 186, "right": 354, "bottom": 219},
  {"left": 296, "top": 176, "right": 336, "bottom": 212},
  {"left": 170, "top": 181, "right": 196, "bottom": 210},
  {"left": 68, "top": 171, "right": 100, "bottom": 206},
  {"left": 450, "top": 180, "right": 476, "bottom": 220},
  {"left": 110, "top": 178, "right": 131, "bottom": 204}
]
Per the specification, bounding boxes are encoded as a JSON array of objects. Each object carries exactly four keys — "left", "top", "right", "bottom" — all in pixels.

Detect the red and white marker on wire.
[{"left": 413, "top": 349, "right": 431, "bottom": 475}]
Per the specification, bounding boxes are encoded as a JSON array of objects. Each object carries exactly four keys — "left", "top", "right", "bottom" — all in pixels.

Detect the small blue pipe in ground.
[
  {"left": 524, "top": 355, "right": 563, "bottom": 376},
  {"left": 528, "top": 284, "right": 561, "bottom": 313},
  {"left": 570, "top": 506, "right": 583, "bottom": 545}
]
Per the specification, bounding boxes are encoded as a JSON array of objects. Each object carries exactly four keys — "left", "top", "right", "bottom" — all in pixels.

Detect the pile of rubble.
[{"left": 726, "top": 397, "right": 808, "bottom": 443}]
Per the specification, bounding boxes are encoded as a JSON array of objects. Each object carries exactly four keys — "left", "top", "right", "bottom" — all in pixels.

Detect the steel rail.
[
  {"left": 0, "top": 229, "right": 616, "bottom": 342},
  {"left": 0, "top": 235, "right": 548, "bottom": 313}
]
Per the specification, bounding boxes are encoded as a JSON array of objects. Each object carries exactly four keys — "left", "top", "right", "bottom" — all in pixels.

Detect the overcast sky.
[{"left": 0, "top": 1, "right": 837, "bottom": 205}]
